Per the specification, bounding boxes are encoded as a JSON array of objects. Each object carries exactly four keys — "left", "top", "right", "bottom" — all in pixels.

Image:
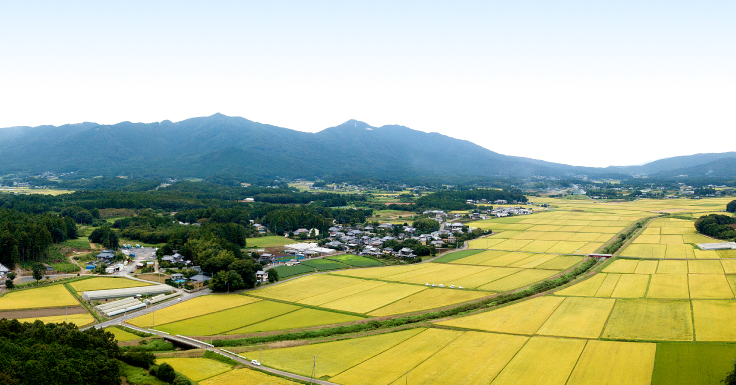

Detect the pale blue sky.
[{"left": 1, "top": 1, "right": 734, "bottom": 167}]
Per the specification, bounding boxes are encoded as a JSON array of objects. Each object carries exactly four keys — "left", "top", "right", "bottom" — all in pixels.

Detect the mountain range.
[{"left": 0, "top": 114, "right": 734, "bottom": 182}]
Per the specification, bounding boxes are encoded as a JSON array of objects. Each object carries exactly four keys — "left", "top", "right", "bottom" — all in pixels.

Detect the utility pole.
[
  {"left": 210, "top": 326, "right": 213, "bottom": 345},
  {"left": 310, "top": 356, "right": 316, "bottom": 384},
  {"left": 65, "top": 306, "right": 68, "bottom": 322},
  {"left": 152, "top": 311, "right": 155, "bottom": 329}
]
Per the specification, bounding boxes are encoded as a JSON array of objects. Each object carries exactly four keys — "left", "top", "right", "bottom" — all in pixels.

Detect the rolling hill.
[{"left": 0, "top": 113, "right": 732, "bottom": 182}]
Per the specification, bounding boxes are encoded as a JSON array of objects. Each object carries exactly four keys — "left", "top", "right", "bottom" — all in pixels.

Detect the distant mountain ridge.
[{"left": 0, "top": 114, "right": 733, "bottom": 181}]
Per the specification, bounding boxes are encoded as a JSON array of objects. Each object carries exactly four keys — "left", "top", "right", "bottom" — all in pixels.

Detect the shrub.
[
  {"left": 154, "top": 362, "right": 176, "bottom": 383},
  {"left": 120, "top": 351, "right": 156, "bottom": 369}
]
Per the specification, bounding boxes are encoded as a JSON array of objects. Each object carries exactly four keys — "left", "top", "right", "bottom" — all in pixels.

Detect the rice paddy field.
[
  {"left": 15, "top": 313, "right": 95, "bottom": 326},
  {"left": 68, "top": 277, "right": 153, "bottom": 293},
  {"left": 127, "top": 293, "right": 363, "bottom": 336},
  {"left": 0, "top": 284, "right": 79, "bottom": 310},
  {"left": 243, "top": 197, "right": 736, "bottom": 384},
  {"left": 248, "top": 273, "right": 490, "bottom": 316}
]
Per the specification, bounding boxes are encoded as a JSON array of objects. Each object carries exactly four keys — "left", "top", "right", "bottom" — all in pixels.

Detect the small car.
[{"left": 251, "top": 360, "right": 261, "bottom": 366}]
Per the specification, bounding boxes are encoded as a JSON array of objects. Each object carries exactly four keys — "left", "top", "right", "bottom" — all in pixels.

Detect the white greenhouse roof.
[{"left": 82, "top": 284, "right": 174, "bottom": 301}]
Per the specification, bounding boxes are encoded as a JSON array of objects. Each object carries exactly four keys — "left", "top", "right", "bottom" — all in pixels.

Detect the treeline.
[
  {"left": 414, "top": 188, "right": 527, "bottom": 210},
  {"left": 0, "top": 181, "right": 369, "bottom": 218},
  {"left": 0, "top": 209, "right": 77, "bottom": 268},
  {"left": 695, "top": 214, "right": 736, "bottom": 240},
  {"left": 728, "top": 200, "right": 736, "bottom": 213},
  {"left": 0, "top": 319, "right": 121, "bottom": 385}
]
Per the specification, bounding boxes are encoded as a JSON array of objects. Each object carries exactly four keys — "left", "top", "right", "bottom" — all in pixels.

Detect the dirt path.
[{"left": 0, "top": 306, "right": 87, "bottom": 319}]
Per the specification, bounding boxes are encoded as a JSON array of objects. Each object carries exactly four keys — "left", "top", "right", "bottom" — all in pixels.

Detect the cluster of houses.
[
  {"left": 321, "top": 223, "right": 461, "bottom": 258},
  {"left": 160, "top": 252, "right": 191, "bottom": 266},
  {"left": 169, "top": 267, "right": 213, "bottom": 289}
]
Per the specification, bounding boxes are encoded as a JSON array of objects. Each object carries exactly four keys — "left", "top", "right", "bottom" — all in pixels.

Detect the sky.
[{"left": 0, "top": 1, "right": 734, "bottom": 167}]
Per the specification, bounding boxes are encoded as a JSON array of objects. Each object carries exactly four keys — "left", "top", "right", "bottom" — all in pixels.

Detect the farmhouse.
[
  {"left": 96, "top": 250, "right": 116, "bottom": 262},
  {"left": 0, "top": 262, "right": 9, "bottom": 277},
  {"left": 256, "top": 270, "right": 269, "bottom": 283}
]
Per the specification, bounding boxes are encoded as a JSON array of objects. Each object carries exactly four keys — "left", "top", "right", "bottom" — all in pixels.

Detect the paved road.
[{"left": 121, "top": 323, "right": 338, "bottom": 385}]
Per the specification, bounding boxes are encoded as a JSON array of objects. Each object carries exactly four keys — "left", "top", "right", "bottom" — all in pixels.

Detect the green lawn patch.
[
  {"left": 300, "top": 259, "right": 350, "bottom": 271},
  {"left": 652, "top": 342, "right": 736, "bottom": 385},
  {"left": 433, "top": 249, "right": 485, "bottom": 263},
  {"left": 246, "top": 236, "right": 296, "bottom": 248},
  {"left": 272, "top": 264, "right": 315, "bottom": 278},
  {"left": 327, "top": 254, "right": 384, "bottom": 267}
]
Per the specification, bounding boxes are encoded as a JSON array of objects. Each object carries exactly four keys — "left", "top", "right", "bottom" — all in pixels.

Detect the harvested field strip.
[
  {"left": 230, "top": 308, "right": 364, "bottom": 334},
  {"left": 647, "top": 274, "right": 690, "bottom": 299},
  {"left": 259, "top": 328, "right": 425, "bottom": 378},
  {"left": 368, "top": 288, "right": 488, "bottom": 316},
  {"left": 249, "top": 274, "right": 364, "bottom": 302},
  {"left": 156, "top": 357, "right": 232, "bottom": 382},
  {"left": 490, "top": 336, "right": 586, "bottom": 385},
  {"left": 478, "top": 269, "right": 557, "bottom": 292},
  {"left": 394, "top": 332, "right": 528, "bottom": 385},
  {"left": 536, "top": 297, "right": 615, "bottom": 339},
  {"left": 320, "top": 283, "right": 426, "bottom": 314},
  {"left": 566, "top": 340, "right": 656, "bottom": 385},
  {"left": 0, "top": 284, "right": 79, "bottom": 311},
  {"left": 436, "top": 296, "right": 564, "bottom": 335},
  {"left": 610, "top": 274, "right": 650, "bottom": 298},
  {"left": 157, "top": 300, "right": 299, "bottom": 336},
  {"left": 692, "top": 300, "right": 736, "bottom": 341},
  {"left": 330, "top": 328, "right": 462, "bottom": 385},
  {"left": 601, "top": 299, "right": 693, "bottom": 341},
  {"left": 688, "top": 274, "right": 734, "bottom": 299},
  {"left": 128, "top": 294, "right": 261, "bottom": 328}
]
